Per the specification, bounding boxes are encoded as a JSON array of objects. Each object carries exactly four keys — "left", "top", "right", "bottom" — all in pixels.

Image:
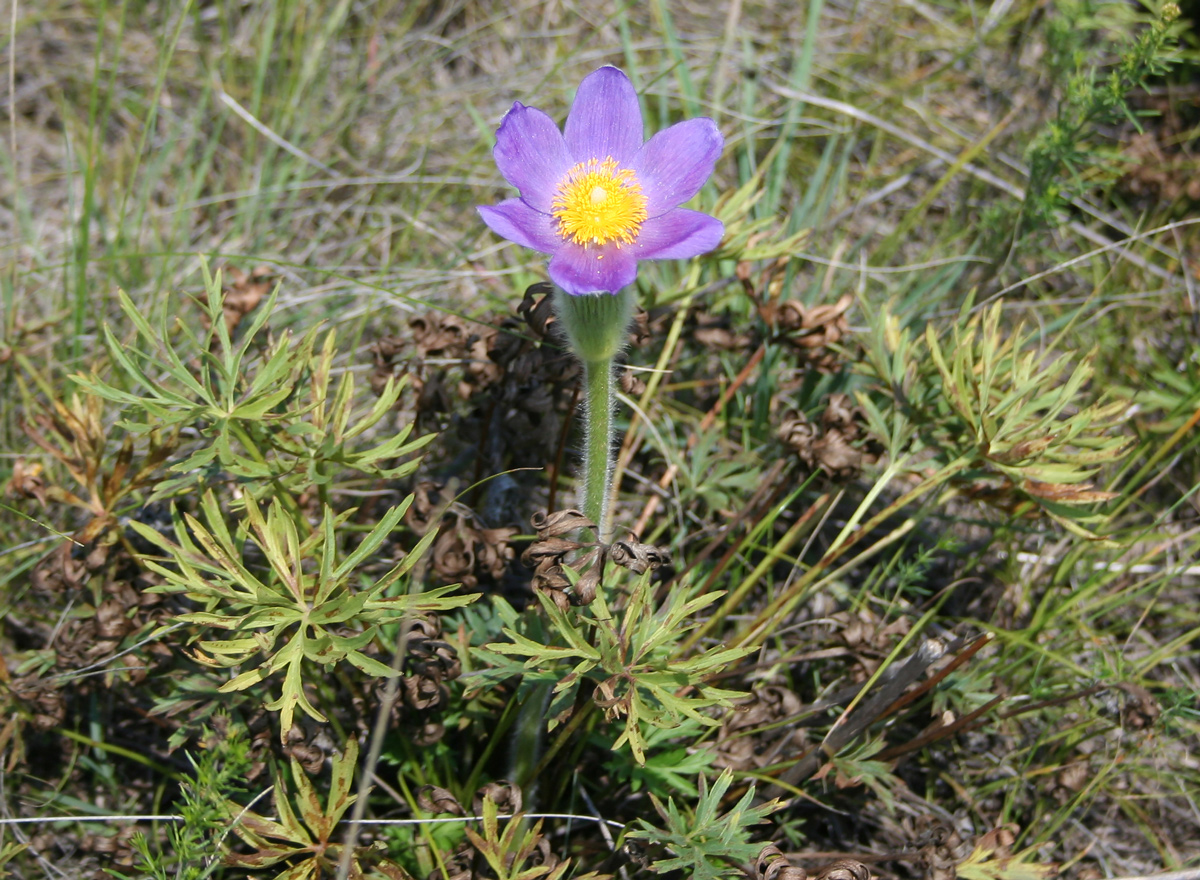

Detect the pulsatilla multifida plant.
[
  {"left": 470, "top": 511, "right": 750, "bottom": 765},
  {"left": 133, "top": 490, "right": 476, "bottom": 740},
  {"left": 859, "top": 301, "right": 1130, "bottom": 538},
  {"left": 462, "top": 795, "right": 605, "bottom": 880},
  {"left": 75, "top": 264, "right": 431, "bottom": 506},
  {"left": 626, "top": 769, "right": 780, "bottom": 880},
  {"left": 16, "top": 390, "right": 177, "bottom": 545},
  {"left": 224, "top": 739, "right": 411, "bottom": 880}
]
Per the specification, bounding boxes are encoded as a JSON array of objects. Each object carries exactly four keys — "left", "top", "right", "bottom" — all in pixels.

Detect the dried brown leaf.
[
  {"left": 530, "top": 508, "right": 595, "bottom": 539},
  {"left": 757, "top": 845, "right": 809, "bottom": 880},
  {"left": 417, "top": 784, "right": 464, "bottom": 816},
  {"left": 472, "top": 781, "right": 522, "bottom": 817},
  {"left": 608, "top": 538, "right": 671, "bottom": 574}
]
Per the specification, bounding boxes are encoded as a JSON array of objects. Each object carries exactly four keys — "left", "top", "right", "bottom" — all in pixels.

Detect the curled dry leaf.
[
  {"left": 911, "top": 815, "right": 966, "bottom": 880},
  {"left": 692, "top": 311, "right": 753, "bottom": 351},
  {"left": 778, "top": 414, "right": 820, "bottom": 461},
  {"left": 488, "top": 290, "right": 577, "bottom": 388},
  {"left": 399, "top": 616, "right": 459, "bottom": 714},
  {"left": 432, "top": 520, "right": 477, "bottom": 586},
  {"left": 369, "top": 335, "right": 407, "bottom": 397},
  {"left": 5, "top": 458, "right": 48, "bottom": 506},
  {"left": 410, "top": 310, "right": 508, "bottom": 400},
  {"left": 523, "top": 536, "right": 585, "bottom": 565},
  {"left": 412, "top": 720, "right": 446, "bottom": 747},
  {"left": 570, "top": 551, "right": 605, "bottom": 606},
  {"left": 629, "top": 308, "right": 652, "bottom": 347},
  {"left": 404, "top": 480, "right": 445, "bottom": 535},
  {"left": 405, "top": 483, "right": 518, "bottom": 589},
  {"left": 530, "top": 508, "right": 594, "bottom": 539},
  {"left": 777, "top": 294, "right": 853, "bottom": 344},
  {"left": 10, "top": 675, "right": 66, "bottom": 731},
  {"left": 431, "top": 516, "right": 517, "bottom": 589},
  {"left": 402, "top": 673, "right": 448, "bottom": 711},
  {"left": 417, "top": 784, "right": 464, "bottom": 816},
  {"left": 347, "top": 615, "right": 462, "bottom": 745},
  {"left": 531, "top": 547, "right": 604, "bottom": 610},
  {"left": 779, "top": 393, "right": 880, "bottom": 480},
  {"left": 813, "top": 860, "right": 872, "bottom": 880},
  {"left": 923, "top": 822, "right": 1057, "bottom": 880},
  {"left": 822, "top": 393, "right": 862, "bottom": 436},
  {"left": 94, "top": 597, "right": 134, "bottom": 640},
  {"left": 523, "top": 511, "right": 672, "bottom": 608},
  {"left": 282, "top": 721, "right": 328, "bottom": 775},
  {"left": 372, "top": 283, "right": 581, "bottom": 485},
  {"left": 811, "top": 430, "right": 863, "bottom": 480},
  {"left": 407, "top": 616, "right": 462, "bottom": 682},
  {"left": 620, "top": 367, "right": 647, "bottom": 396},
  {"left": 757, "top": 844, "right": 809, "bottom": 880},
  {"left": 429, "top": 844, "right": 474, "bottom": 880},
  {"left": 715, "top": 685, "right": 805, "bottom": 771},
  {"left": 608, "top": 538, "right": 671, "bottom": 575},
  {"left": 776, "top": 293, "right": 853, "bottom": 371},
  {"left": 830, "top": 608, "right": 911, "bottom": 681},
  {"left": 522, "top": 509, "right": 606, "bottom": 608},
  {"left": 39, "top": 554, "right": 147, "bottom": 673},
  {"left": 473, "top": 781, "right": 522, "bottom": 817},
  {"left": 516, "top": 282, "right": 558, "bottom": 338},
  {"left": 527, "top": 836, "right": 560, "bottom": 871},
  {"left": 410, "top": 311, "right": 472, "bottom": 360}
]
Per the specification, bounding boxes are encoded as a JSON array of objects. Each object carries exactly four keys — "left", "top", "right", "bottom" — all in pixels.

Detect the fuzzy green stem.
[
  {"left": 581, "top": 356, "right": 616, "bottom": 541},
  {"left": 507, "top": 288, "right": 634, "bottom": 801},
  {"left": 552, "top": 287, "right": 635, "bottom": 540}
]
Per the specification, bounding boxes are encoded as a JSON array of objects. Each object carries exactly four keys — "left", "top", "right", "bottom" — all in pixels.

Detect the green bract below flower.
[{"left": 478, "top": 66, "right": 724, "bottom": 296}]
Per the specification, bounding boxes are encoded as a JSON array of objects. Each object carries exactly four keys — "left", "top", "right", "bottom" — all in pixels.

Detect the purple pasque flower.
[{"left": 478, "top": 66, "right": 724, "bottom": 296}]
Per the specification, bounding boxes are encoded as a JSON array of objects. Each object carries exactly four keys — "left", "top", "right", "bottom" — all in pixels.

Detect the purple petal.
[
  {"left": 564, "top": 67, "right": 643, "bottom": 164},
  {"left": 633, "top": 209, "right": 724, "bottom": 259},
  {"left": 478, "top": 200, "right": 562, "bottom": 254},
  {"left": 631, "top": 118, "right": 723, "bottom": 217},
  {"left": 548, "top": 242, "right": 638, "bottom": 295},
  {"left": 493, "top": 103, "right": 574, "bottom": 213}
]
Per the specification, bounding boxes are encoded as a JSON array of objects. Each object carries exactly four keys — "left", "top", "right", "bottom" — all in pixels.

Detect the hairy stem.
[
  {"left": 507, "top": 288, "right": 632, "bottom": 802},
  {"left": 581, "top": 356, "right": 616, "bottom": 541},
  {"left": 552, "top": 287, "right": 634, "bottom": 539}
]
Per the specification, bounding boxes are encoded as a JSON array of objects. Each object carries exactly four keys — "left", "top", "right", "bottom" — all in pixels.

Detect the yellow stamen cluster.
[{"left": 551, "top": 157, "right": 648, "bottom": 247}]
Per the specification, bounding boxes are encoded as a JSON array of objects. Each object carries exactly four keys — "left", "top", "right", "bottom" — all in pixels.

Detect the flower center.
[{"left": 551, "top": 157, "right": 648, "bottom": 247}]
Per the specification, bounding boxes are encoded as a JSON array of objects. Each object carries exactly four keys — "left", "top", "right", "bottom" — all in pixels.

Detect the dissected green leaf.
[
  {"left": 628, "top": 770, "right": 780, "bottom": 880},
  {"left": 139, "top": 487, "right": 475, "bottom": 739}
]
